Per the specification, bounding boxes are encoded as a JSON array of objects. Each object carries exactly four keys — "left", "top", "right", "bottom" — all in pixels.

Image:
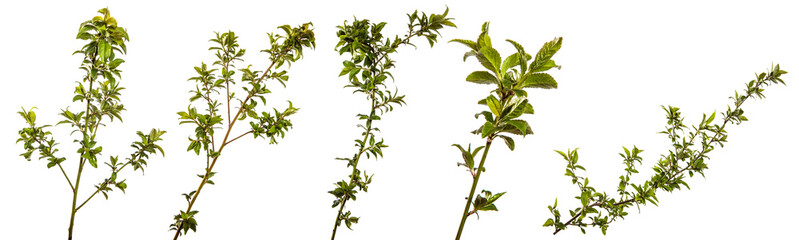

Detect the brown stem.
[{"left": 225, "top": 130, "right": 253, "bottom": 146}]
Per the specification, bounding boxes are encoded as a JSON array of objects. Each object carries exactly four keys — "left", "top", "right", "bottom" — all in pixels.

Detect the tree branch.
[{"left": 173, "top": 48, "right": 291, "bottom": 240}]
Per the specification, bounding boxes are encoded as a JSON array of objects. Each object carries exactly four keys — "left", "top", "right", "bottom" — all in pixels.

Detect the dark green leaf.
[{"left": 498, "top": 135, "right": 515, "bottom": 151}]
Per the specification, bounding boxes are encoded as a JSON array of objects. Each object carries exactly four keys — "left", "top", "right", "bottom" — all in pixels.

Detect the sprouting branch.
[
  {"left": 451, "top": 21, "right": 562, "bottom": 240},
  {"left": 171, "top": 24, "right": 314, "bottom": 239},
  {"left": 544, "top": 65, "right": 787, "bottom": 235},
  {"left": 15, "top": 8, "right": 164, "bottom": 240},
  {"left": 328, "top": 7, "right": 455, "bottom": 240}
]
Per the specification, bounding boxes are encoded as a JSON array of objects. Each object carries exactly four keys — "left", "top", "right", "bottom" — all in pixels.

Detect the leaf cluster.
[
  {"left": 469, "top": 190, "right": 506, "bottom": 218},
  {"left": 95, "top": 129, "right": 166, "bottom": 199},
  {"left": 18, "top": 108, "right": 66, "bottom": 168},
  {"left": 171, "top": 210, "right": 199, "bottom": 235},
  {"left": 451, "top": 22, "right": 562, "bottom": 151},
  {"left": 75, "top": 8, "right": 129, "bottom": 83},
  {"left": 544, "top": 65, "right": 788, "bottom": 235},
  {"left": 60, "top": 8, "right": 133, "bottom": 169},
  {"left": 451, "top": 23, "right": 562, "bottom": 224}
]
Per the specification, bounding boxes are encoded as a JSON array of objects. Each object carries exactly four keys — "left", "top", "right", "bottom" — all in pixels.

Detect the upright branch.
[
  {"left": 543, "top": 65, "right": 788, "bottom": 235},
  {"left": 15, "top": 8, "right": 165, "bottom": 240},
  {"left": 327, "top": 7, "right": 455, "bottom": 240},
  {"left": 170, "top": 23, "right": 315, "bottom": 239},
  {"left": 450, "top": 22, "right": 562, "bottom": 240}
]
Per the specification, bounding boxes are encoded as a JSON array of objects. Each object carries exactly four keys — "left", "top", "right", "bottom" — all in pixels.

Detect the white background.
[{"left": 1, "top": 0, "right": 797, "bottom": 239}]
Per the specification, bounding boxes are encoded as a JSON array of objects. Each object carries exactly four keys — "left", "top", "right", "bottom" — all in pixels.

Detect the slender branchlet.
[
  {"left": 170, "top": 24, "right": 315, "bottom": 239},
  {"left": 328, "top": 7, "right": 455, "bottom": 240},
  {"left": 450, "top": 22, "right": 563, "bottom": 240},
  {"left": 15, "top": 8, "right": 166, "bottom": 240},
  {"left": 543, "top": 65, "right": 788, "bottom": 235}
]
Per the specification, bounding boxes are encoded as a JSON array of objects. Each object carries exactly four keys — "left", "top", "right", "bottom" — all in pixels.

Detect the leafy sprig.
[
  {"left": 15, "top": 8, "right": 165, "bottom": 240},
  {"left": 170, "top": 23, "right": 314, "bottom": 239},
  {"left": 451, "top": 22, "right": 562, "bottom": 240},
  {"left": 328, "top": 7, "right": 454, "bottom": 240},
  {"left": 543, "top": 65, "right": 787, "bottom": 235}
]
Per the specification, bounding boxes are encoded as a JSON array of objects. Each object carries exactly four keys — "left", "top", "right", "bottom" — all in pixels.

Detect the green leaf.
[
  {"left": 498, "top": 135, "right": 515, "bottom": 151},
  {"left": 465, "top": 71, "right": 498, "bottom": 85},
  {"left": 706, "top": 111, "right": 716, "bottom": 125},
  {"left": 481, "top": 122, "right": 494, "bottom": 138},
  {"left": 88, "top": 157, "right": 98, "bottom": 168},
  {"left": 485, "top": 95, "right": 501, "bottom": 117},
  {"left": 19, "top": 107, "right": 36, "bottom": 125},
  {"left": 480, "top": 204, "right": 498, "bottom": 211},
  {"left": 477, "top": 22, "right": 492, "bottom": 49},
  {"left": 109, "top": 58, "right": 125, "bottom": 68},
  {"left": 530, "top": 60, "right": 559, "bottom": 73},
  {"left": 98, "top": 40, "right": 112, "bottom": 61},
  {"left": 500, "top": 52, "right": 530, "bottom": 74},
  {"left": 519, "top": 73, "right": 557, "bottom": 89},
  {"left": 580, "top": 191, "right": 590, "bottom": 207},
  {"left": 543, "top": 219, "right": 555, "bottom": 227},
  {"left": 506, "top": 39, "right": 525, "bottom": 53},
  {"left": 475, "top": 111, "right": 494, "bottom": 123},
  {"left": 475, "top": 190, "right": 506, "bottom": 212},
  {"left": 485, "top": 191, "right": 505, "bottom": 206},
  {"left": 117, "top": 181, "right": 127, "bottom": 192},
  {"left": 479, "top": 47, "right": 501, "bottom": 73},
  {"left": 504, "top": 119, "right": 530, "bottom": 136},
  {"left": 530, "top": 37, "right": 562, "bottom": 73},
  {"left": 503, "top": 97, "right": 528, "bottom": 120},
  {"left": 506, "top": 40, "right": 528, "bottom": 74},
  {"left": 452, "top": 144, "right": 474, "bottom": 168},
  {"left": 461, "top": 50, "right": 479, "bottom": 62},
  {"left": 449, "top": 39, "right": 478, "bottom": 51}
]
